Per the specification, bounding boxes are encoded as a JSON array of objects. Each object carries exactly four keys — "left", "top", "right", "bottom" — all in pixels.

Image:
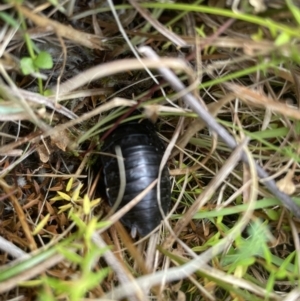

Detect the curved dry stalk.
[
  {"left": 0, "top": 84, "right": 78, "bottom": 120},
  {"left": 53, "top": 58, "right": 191, "bottom": 97},
  {"left": 0, "top": 70, "right": 50, "bottom": 131},
  {"left": 282, "top": 289, "right": 300, "bottom": 301},
  {"left": 52, "top": 88, "right": 113, "bottom": 102},
  {"left": 0, "top": 179, "right": 37, "bottom": 251},
  {"left": 100, "top": 143, "right": 274, "bottom": 300},
  {"left": 99, "top": 179, "right": 158, "bottom": 233}
]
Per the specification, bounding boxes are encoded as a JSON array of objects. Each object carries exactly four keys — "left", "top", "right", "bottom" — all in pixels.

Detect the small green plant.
[
  {"left": 50, "top": 178, "right": 101, "bottom": 216},
  {"left": 38, "top": 216, "right": 110, "bottom": 301},
  {"left": 222, "top": 220, "right": 272, "bottom": 272},
  {"left": 20, "top": 51, "right": 53, "bottom": 75},
  {"left": 13, "top": 6, "right": 54, "bottom": 94}
]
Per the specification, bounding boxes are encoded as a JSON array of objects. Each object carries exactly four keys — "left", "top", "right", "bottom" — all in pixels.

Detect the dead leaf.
[
  {"left": 250, "top": 0, "right": 267, "bottom": 12},
  {"left": 143, "top": 105, "right": 160, "bottom": 123},
  {"left": 276, "top": 170, "right": 296, "bottom": 195},
  {"left": 36, "top": 143, "right": 50, "bottom": 163},
  {"left": 176, "top": 291, "right": 186, "bottom": 301},
  {"left": 50, "top": 128, "right": 71, "bottom": 151}
]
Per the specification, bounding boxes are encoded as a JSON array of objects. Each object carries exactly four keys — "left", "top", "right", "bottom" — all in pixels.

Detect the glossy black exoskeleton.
[{"left": 101, "top": 119, "right": 171, "bottom": 237}]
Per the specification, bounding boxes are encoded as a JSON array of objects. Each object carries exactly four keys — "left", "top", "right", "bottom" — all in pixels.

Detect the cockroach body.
[{"left": 101, "top": 119, "right": 171, "bottom": 237}]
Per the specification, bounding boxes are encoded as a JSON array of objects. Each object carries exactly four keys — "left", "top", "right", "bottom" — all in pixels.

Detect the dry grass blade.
[
  {"left": 128, "top": 0, "right": 187, "bottom": 47},
  {"left": 225, "top": 82, "right": 300, "bottom": 120},
  {"left": 282, "top": 289, "right": 300, "bottom": 301},
  {"left": 0, "top": 84, "right": 77, "bottom": 119},
  {"left": 103, "top": 255, "right": 279, "bottom": 300},
  {"left": 0, "top": 98, "right": 136, "bottom": 155},
  {"left": 0, "top": 74, "right": 50, "bottom": 131},
  {"left": 52, "top": 88, "right": 113, "bottom": 102},
  {"left": 0, "top": 179, "right": 37, "bottom": 251},
  {"left": 16, "top": 5, "right": 103, "bottom": 49},
  {"left": 99, "top": 179, "right": 158, "bottom": 234},
  {"left": 0, "top": 236, "right": 29, "bottom": 259},
  {"left": 171, "top": 93, "right": 236, "bottom": 157},
  {"left": 0, "top": 131, "right": 41, "bottom": 157},
  {"left": 54, "top": 58, "right": 190, "bottom": 96}
]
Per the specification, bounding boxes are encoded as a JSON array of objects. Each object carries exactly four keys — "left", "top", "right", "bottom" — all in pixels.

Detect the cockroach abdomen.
[{"left": 101, "top": 120, "right": 171, "bottom": 237}]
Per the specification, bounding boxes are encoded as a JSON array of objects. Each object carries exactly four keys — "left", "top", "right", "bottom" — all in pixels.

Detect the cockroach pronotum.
[{"left": 101, "top": 118, "right": 171, "bottom": 237}]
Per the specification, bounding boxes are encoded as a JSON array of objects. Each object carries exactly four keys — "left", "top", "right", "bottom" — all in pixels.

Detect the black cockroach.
[{"left": 101, "top": 118, "right": 171, "bottom": 237}]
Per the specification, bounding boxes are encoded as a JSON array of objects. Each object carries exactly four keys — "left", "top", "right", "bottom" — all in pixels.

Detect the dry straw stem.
[
  {"left": 113, "top": 222, "right": 153, "bottom": 276},
  {"left": 224, "top": 82, "right": 300, "bottom": 120},
  {"left": 0, "top": 69, "right": 50, "bottom": 131},
  {"left": 139, "top": 46, "right": 300, "bottom": 219},
  {"left": 171, "top": 93, "right": 237, "bottom": 158},
  {"left": 0, "top": 131, "right": 41, "bottom": 157},
  {"left": 53, "top": 88, "right": 113, "bottom": 102},
  {"left": 0, "top": 83, "right": 77, "bottom": 120},
  {"left": 128, "top": 0, "right": 187, "bottom": 47},
  {"left": 0, "top": 179, "right": 37, "bottom": 251},
  {"left": 282, "top": 288, "right": 300, "bottom": 301},
  {"left": 289, "top": 216, "right": 300, "bottom": 273},
  {"left": 104, "top": 263, "right": 278, "bottom": 301},
  {"left": 53, "top": 58, "right": 191, "bottom": 97},
  {"left": 193, "top": 37, "right": 295, "bottom": 55},
  {"left": 0, "top": 98, "right": 136, "bottom": 156},
  {"left": 0, "top": 148, "right": 36, "bottom": 178},
  {"left": 16, "top": 5, "right": 103, "bottom": 49},
  {"left": 147, "top": 116, "right": 185, "bottom": 241},
  {"left": 0, "top": 236, "right": 29, "bottom": 259}
]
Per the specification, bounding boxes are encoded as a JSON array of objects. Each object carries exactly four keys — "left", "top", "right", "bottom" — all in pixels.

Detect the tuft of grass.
[{"left": 0, "top": 0, "right": 300, "bottom": 300}]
